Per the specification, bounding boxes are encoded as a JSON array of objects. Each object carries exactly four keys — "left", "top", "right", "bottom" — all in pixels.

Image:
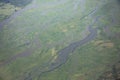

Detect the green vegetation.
[
  {"left": 0, "top": 0, "right": 33, "bottom": 22},
  {"left": 40, "top": 42, "right": 119, "bottom": 80},
  {"left": 0, "top": 2, "right": 21, "bottom": 22},
  {"left": 0, "top": 0, "right": 120, "bottom": 80},
  {"left": 0, "top": 0, "right": 32, "bottom": 7}
]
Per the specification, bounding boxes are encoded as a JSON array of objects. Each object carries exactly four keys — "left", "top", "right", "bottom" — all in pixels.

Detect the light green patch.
[{"left": 0, "top": 2, "right": 21, "bottom": 21}]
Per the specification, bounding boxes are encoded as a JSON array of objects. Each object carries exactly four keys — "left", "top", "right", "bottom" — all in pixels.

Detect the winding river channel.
[
  {"left": 0, "top": 0, "right": 115, "bottom": 80},
  {"left": 23, "top": 15, "right": 101, "bottom": 80}
]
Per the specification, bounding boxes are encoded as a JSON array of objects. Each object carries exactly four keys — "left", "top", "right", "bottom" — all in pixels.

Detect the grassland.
[
  {"left": 0, "top": 0, "right": 120, "bottom": 80},
  {"left": 0, "top": 2, "right": 21, "bottom": 22}
]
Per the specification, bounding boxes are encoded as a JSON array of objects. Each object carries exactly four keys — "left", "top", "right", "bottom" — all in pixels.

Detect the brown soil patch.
[
  {"left": 97, "top": 62, "right": 120, "bottom": 80},
  {"left": 94, "top": 40, "right": 114, "bottom": 48}
]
